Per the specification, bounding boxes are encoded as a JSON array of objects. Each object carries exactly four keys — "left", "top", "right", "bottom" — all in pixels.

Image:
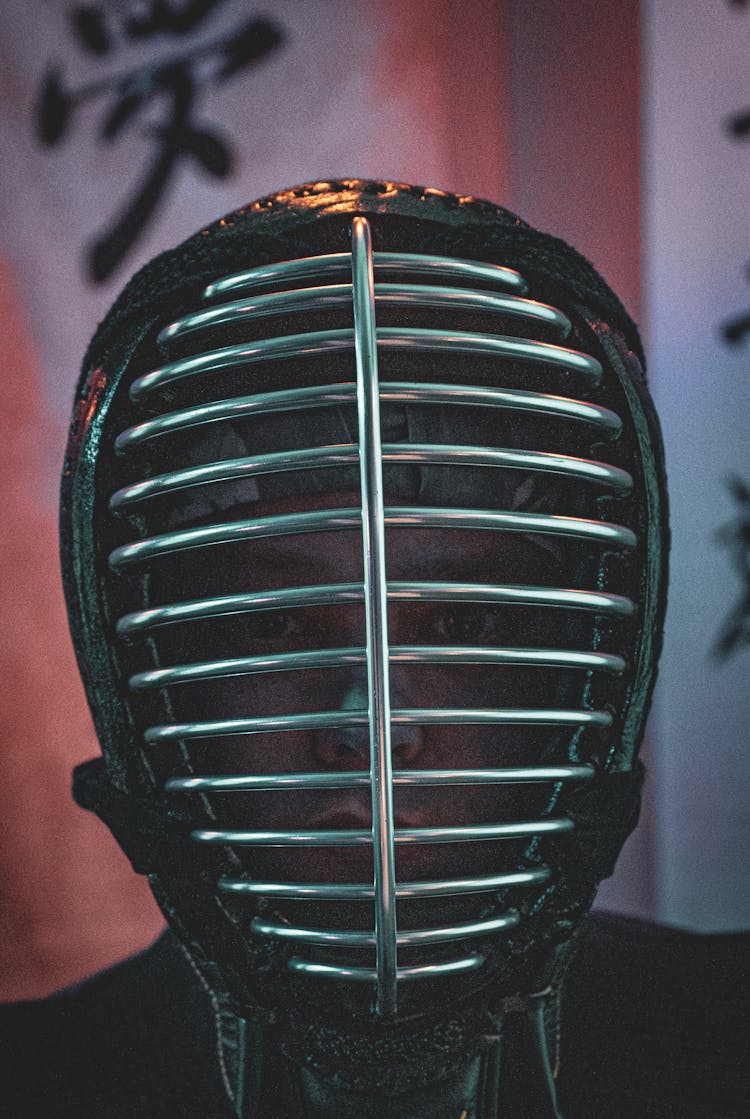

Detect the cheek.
[
  {"left": 188, "top": 727, "right": 556, "bottom": 832},
  {"left": 387, "top": 661, "right": 573, "bottom": 714},
  {"left": 394, "top": 725, "right": 559, "bottom": 820},
  {"left": 183, "top": 729, "right": 317, "bottom": 780}
]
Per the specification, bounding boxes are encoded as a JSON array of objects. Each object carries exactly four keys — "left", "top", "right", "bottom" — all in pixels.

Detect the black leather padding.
[{"left": 73, "top": 757, "right": 204, "bottom": 876}]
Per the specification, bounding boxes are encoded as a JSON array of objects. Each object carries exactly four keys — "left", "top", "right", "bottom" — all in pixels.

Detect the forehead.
[
  {"left": 231, "top": 518, "right": 561, "bottom": 595},
  {"left": 157, "top": 445, "right": 568, "bottom": 595},
  {"left": 246, "top": 525, "right": 502, "bottom": 583}
]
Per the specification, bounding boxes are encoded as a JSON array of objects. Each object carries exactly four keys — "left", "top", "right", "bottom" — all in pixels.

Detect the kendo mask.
[{"left": 62, "top": 181, "right": 668, "bottom": 1117}]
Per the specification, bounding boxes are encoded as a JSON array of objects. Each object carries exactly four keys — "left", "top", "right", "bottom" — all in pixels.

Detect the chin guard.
[{"left": 73, "top": 754, "right": 644, "bottom": 912}]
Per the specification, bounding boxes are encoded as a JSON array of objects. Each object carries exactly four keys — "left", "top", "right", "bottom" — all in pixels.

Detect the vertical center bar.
[{"left": 351, "top": 216, "right": 398, "bottom": 1016}]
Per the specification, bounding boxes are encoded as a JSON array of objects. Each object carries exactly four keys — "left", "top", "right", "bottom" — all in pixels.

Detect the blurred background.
[{"left": 1, "top": 0, "right": 748, "bottom": 1000}]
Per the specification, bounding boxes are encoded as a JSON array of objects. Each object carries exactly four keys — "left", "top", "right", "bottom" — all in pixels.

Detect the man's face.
[{"left": 153, "top": 486, "right": 572, "bottom": 899}]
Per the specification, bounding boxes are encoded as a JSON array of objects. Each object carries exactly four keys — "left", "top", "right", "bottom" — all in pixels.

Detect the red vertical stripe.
[
  {"left": 374, "top": 0, "right": 512, "bottom": 204},
  {"left": 507, "top": 0, "right": 642, "bottom": 321}
]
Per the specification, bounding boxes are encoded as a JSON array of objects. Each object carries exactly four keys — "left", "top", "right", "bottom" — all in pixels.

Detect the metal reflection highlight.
[{"left": 351, "top": 215, "right": 398, "bottom": 1016}]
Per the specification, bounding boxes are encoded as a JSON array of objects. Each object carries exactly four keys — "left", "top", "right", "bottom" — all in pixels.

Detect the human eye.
[
  {"left": 430, "top": 605, "right": 499, "bottom": 644},
  {"left": 241, "top": 610, "right": 304, "bottom": 647}
]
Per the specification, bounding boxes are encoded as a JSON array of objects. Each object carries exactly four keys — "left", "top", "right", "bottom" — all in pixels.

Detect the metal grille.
[{"left": 109, "top": 218, "right": 635, "bottom": 1017}]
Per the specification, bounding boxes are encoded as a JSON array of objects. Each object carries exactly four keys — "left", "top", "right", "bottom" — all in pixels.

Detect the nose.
[{"left": 312, "top": 673, "right": 425, "bottom": 768}]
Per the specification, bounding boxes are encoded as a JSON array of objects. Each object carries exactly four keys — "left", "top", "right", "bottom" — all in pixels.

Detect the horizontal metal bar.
[
  {"left": 386, "top": 508, "right": 636, "bottom": 548},
  {"left": 144, "top": 706, "right": 612, "bottom": 743},
  {"left": 115, "top": 381, "right": 622, "bottom": 455},
  {"left": 218, "top": 866, "right": 551, "bottom": 898},
  {"left": 386, "top": 445, "right": 631, "bottom": 492},
  {"left": 109, "top": 506, "right": 637, "bottom": 569},
  {"left": 287, "top": 954, "right": 485, "bottom": 982},
  {"left": 116, "top": 581, "right": 635, "bottom": 640},
  {"left": 130, "top": 328, "right": 603, "bottom": 401},
  {"left": 117, "top": 583, "right": 361, "bottom": 638},
  {"left": 165, "top": 764, "right": 596, "bottom": 793},
  {"left": 133, "top": 646, "right": 361, "bottom": 688},
  {"left": 131, "top": 646, "right": 625, "bottom": 691},
  {"left": 192, "top": 818, "right": 574, "bottom": 846},
  {"left": 111, "top": 445, "right": 354, "bottom": 509},
  {"left": 202, "top": 252, "right": 528, "bottom": 300},
  {"left": 251, "top": 910, "right": 519, "bottom": 947},
  {"left": 160, "top": 284, "right": 570, "bottom": 347},
  {"left": 110, "top": 508, "right": 357, "bottom": 569},
  {"left": 110, "top": 443, "right": 632, "bottom": 510}
]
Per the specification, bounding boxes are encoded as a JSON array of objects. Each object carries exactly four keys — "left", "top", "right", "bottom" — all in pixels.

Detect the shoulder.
[
  {"left": 0, "top": 932, "right": 229, "bottom": 1119},
  {"left": 558, "top": 912, "right": 750, "bottom": 1118}
]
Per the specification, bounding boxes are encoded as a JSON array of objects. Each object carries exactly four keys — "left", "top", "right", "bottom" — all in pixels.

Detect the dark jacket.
[{"left": 1, "top": 913, "right": 747, "bottom": 1118}]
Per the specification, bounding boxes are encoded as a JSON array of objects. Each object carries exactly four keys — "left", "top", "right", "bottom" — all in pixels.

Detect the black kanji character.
[
  {"left": 35, "top": 4, "right": 285, "bottom": 282},
  {"left": 713, "top": 476, "right": 750, "bottom": 660}
]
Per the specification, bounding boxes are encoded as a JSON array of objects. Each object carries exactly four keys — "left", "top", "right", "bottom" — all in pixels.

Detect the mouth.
[
  {"left": 310, "top": 802, "right": 427, "bottom": 832},
  {"left": 298, "top": 807, "right": 524, "bottom": 891}
]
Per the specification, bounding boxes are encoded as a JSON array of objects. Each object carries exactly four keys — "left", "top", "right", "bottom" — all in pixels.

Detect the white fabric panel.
[
  {"left": 643, "top": 0, "right": 750, "bottom": 931},
  {"left": 0, "top": 0, "right": 508, "bottom": 504}
]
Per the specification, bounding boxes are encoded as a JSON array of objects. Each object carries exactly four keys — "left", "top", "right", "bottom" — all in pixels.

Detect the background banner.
[{"left": 2, "top": 0, "right": 745, "bottom": 1000}]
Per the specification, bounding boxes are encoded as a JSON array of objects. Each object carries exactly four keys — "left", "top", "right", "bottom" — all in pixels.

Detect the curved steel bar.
[
  {"left": 144, "top": 706, "right": 613, "bottom": 743},
  {"left": 132, "top": 329, "right": 354, "bottom": 402},
  {"left": 117, "top": 583, "right": 362, "bottom": 638},
  {"left": 110, "top": 445, "right": 358, "bottom": 510},
  {"left": 132, "top": 647, "right": 364, "bottom": 689},
  {"left": 218, "top": 867, "right": 551, "bottom": 898},
  {"left": 159, "top": 284, "right": 570, "bottom": 347},
  {"left": 386, "top": 446, "right": 631, "bottom": 493},
  {"left": 131, "top": 646, "right": 625, "bottom": 691},
  {"left": 287, "top": 955, "right": 485, "bottom": 982},
  {"left": 109, "top": 508, "right": 357, "bottom": 569},
  {"left": 385, "top": 583, "right": 634, "bottom": 613},
  {"left": 352, "top": 215, "right": 398, "bottom": 1015},
  {"left": 387, "top": 508, "right": 636, "bottom": 549},
  {"left": 109, "top": 507, "right": 636, "bottom": 569},
  {"left": 115, "top": 381, "right": 622, "bottom": 455},
  {"left": 203, "top": 251, "right": 527, "bottom": 301},
  {"left": 251, "top": 910, "right": 519, "bottom": 947},
  {"left": 129, "top": 327, "right": 603, "bottom": 402},
  {"left": 116, "top": 581, "right": 635, "bottom": 640},
  {"left": 165, "top": 764, "right": 596, "bottom": 793},
  {"left": 192, "top": 817, "right": 574, "bottom": 846},
  {"left": 110, "top": 443, "right": 633, "bottom": 510}
]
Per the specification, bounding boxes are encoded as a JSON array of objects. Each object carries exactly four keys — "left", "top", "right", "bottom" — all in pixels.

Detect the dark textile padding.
[
  {"left": 72, "top": 754, "right": 645, "bottom": 897},
  {"left": 82, "top": 179, "right": 644, "bottom": 385},
  {"left": 1, "top": 914, "right": 746, "bottom": 1118}
]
